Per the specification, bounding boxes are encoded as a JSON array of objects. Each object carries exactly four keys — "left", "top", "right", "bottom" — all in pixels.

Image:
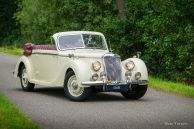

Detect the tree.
[
  {"left": 117, "top": 0, "right": 126, "bottom": 18},
  {"left": 0, "top": 0, "right": 19, "bottom": 46}
]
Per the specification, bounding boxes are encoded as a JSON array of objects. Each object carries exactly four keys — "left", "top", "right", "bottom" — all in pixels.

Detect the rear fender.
[{"left": 13, "top": 56, "right": 33, "bottom": 82}]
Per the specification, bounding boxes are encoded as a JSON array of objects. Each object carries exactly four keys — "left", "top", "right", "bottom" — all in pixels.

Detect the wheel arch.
[
  {"left": 66, "top": 68, "right": 74, "bottom": 75},
  {"left": 57, "top": 60, "right": 92, "bottom": 87},
  {"left": 18, "top": 62, "right": 25, "bottom": 77},
  {"left": 63, "top": 68, "right": 75, "bottom": 84},
  {"left": 13, "top": 56, "right": 33, "bottom": 82}
]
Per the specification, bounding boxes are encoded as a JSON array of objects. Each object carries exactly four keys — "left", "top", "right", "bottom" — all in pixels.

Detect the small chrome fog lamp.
[
  {"left": 125, "top": 71, "right": 132, "bottom": 80},
  {"left": 135, "top": 72, "right": 141, "bottom": 80},
  {"left": 100, "top": 71, "right": 106, "bottom": 80},
  {"left": 92, "top": 73, "right": 99, "bottom": 81},
  {"left": 125, "top": 71, "right": 132, "bottom": 77}
]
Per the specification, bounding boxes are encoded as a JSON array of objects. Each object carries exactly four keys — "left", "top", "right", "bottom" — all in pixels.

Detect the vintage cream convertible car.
[{"left": 13, "top": 31, "right": 148, "bottom": 101}]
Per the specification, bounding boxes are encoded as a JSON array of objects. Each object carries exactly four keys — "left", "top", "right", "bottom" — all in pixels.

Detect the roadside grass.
[
  {"left": 0, "top": 47, "right": 22, "bottom": 55},
  {"left": 149, "top": 76, "right": 194, "bottom": 98},
  {"left": 0, "top": 93, "right": 40, "bottom": 129}
]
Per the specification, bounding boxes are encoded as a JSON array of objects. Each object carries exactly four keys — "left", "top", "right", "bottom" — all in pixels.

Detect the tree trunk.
[{"left": 117, "top": 0, "right": 126, "bottom": 18}]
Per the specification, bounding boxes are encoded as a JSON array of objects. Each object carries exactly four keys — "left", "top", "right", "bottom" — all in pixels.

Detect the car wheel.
[
  {"left": 121, "top": 85, "right": 147, "bottom": 100},
  {"left": 64, "top": 71, "right": 91, "bottom": 101},
  {"left": 20, "top": 65, "right": 35, "bottom": 91}
]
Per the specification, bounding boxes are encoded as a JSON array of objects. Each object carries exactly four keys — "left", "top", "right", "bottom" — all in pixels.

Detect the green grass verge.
[
  {"left": 149, "top": 76, "right": 194, "bottom": 98},
  {"left": 0, "top": 93, "right": 40, "bottom": 129},
  {"left": 0, "top": 47, "right": 23, "bottom": 55}
]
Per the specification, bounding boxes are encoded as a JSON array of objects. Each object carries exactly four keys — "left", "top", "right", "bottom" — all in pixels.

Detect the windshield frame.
[{"left": 56, "top": 33, "right": 108, "bottom": 51}]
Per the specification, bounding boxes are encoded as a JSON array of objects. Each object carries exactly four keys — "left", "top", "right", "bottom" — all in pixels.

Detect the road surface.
[{"left": 0, "top": 53, "right": 194, "bottom": 129}]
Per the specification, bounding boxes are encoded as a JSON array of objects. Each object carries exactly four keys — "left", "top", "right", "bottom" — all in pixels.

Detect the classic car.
[{"left": 13, "top": 31, "right": 148, "bottom": 101}]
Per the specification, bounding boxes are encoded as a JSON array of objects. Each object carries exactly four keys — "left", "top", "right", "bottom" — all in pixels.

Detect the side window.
[{"left": 58, "top": 35, "right": 84, "bottom": 50}]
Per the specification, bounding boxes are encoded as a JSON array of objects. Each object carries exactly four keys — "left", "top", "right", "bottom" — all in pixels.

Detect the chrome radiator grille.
[{"left": 103, "top": 54, "right": 122, "bottom": 81}]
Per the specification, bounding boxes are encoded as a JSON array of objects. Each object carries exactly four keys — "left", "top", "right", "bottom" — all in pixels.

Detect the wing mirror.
[{"left": 133, "top": 51, "right": 141, "bottom": 58}]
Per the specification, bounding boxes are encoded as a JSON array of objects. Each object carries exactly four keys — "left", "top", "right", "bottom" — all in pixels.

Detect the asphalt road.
[{"left": 0, "top": 53, "right": 194, "bottom": 129}]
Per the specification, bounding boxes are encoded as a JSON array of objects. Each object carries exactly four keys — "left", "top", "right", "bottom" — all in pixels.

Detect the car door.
[
  {"left": 30, "top": 43, "right": 60, "bottom": 85},
  {"left": 35, "top": 52, "right": 60, "bottom": 83}
]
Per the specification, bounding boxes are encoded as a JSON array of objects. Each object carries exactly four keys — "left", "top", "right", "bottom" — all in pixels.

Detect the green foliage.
[
  {"left": 15, "top": 0, "right": 118, "bottom": 43},
  {"left": 0, "top": 0, "right": 20, "bottom": 46},
  {"left": 137, "top": 0, "right": 194, "bottom": 83},
  {"left": 2, "top": 0, "right": 194, "bottom": 84}
]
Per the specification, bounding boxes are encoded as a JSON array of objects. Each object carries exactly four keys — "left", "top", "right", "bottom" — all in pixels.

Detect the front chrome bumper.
[
  {"left": 82, "top": 80, "right": 148, "bottom": 86},
  {"left": 82, "top": 80, "right": 148, "bottom": 92}
]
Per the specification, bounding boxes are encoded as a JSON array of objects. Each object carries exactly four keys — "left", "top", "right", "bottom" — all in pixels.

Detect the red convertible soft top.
[{"left": 23, "top": 43, "right": 56, "bottom": 56}]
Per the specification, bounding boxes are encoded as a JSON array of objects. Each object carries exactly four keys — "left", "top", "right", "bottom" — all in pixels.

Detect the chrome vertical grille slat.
[{"left": 103, "top": 54, "right": 122, "bottom": 81}]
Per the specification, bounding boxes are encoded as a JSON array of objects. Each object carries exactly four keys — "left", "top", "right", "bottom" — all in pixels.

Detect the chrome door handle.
[{"left": 68, "top": 54, "right": 74, "bottom": 58}]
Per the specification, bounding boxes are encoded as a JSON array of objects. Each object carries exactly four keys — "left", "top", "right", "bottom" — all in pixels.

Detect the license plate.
[{"left": 105, "top": 84, "right": 129, "bottom": 92}]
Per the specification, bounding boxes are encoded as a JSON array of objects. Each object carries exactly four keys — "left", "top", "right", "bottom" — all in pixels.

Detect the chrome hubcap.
[
  {"left": 22, "top": 68, "right": 28, "bottom": 87},
  {"left": 67, "top": 75, "right": 84, "bottom": 97}
]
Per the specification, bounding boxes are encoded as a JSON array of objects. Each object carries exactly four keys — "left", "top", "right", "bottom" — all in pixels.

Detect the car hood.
[{"left": 58, "top": 49, "right": 109, "bottom": 58}]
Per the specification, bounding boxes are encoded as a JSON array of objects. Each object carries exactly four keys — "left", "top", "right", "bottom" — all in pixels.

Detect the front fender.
[
  {"left": 122, "top": 58, "right": 148, "bottom": 81},
  {"left": 13, "top": 56, "right": 33, "bottom": 82},
  {"left": 71, "top": 60, "right": 93, "bottom": 87},
  {"left": 57, "top": 58, "right": 95, "bottom": 87}
]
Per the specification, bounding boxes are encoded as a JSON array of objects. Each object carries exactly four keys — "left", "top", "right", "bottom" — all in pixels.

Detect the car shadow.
[
  {"left": 34, "top": 87, "right": 67, "bottom": 99},
  {"left": 14, "top": 87, "right": 150, "bottom": 102},
  {"left": 33, "top": 87, "right": 128, "bottom": 102},
  {"left": 88, "top": 93, "right": 149, "bottom": 102},
  {"left": 14, "top": 87, "right": 66, "bottom": 100}
]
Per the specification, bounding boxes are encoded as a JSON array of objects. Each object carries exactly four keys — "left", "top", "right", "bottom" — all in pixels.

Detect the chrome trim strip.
[
  {"left": 32, "top": 50, "right": 58, "bottom": 55},
  {"left": 82, "top": 81, "right": 104, "bottom": 86},
  {"left": 82, "top": 80, "right": 148, "bottom": 86},
  {"left": 32, "top": 52, "right": 58, "bottom": 55}
]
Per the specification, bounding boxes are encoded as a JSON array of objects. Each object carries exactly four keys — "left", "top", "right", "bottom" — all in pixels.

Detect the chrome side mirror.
[{"left": 133, "top": 51, "right": 141, "bottom": 58}]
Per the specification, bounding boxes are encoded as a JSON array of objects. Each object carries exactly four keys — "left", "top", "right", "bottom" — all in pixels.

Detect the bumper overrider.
[{"left": 82, "top": 80, "right": 148, "bottom": 92}]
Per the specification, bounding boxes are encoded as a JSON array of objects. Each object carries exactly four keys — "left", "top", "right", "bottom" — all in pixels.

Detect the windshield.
[
  {"left": 58, "top": 34, "right": 107, "bottom": 50},
  {"left": 82, "top": 34, "right": 107, "bottom": 49}
]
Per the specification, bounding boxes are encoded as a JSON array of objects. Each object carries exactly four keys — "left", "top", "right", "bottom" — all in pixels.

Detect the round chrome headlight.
[
  {"left": 92, "top": 61, "right": 101, "bottom": 71},
  {"left": 125, "top": 61, "right": 135, "bottom": 70}
]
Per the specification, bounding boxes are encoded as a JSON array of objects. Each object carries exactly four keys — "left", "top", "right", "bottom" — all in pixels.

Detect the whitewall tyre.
[
  {"left": 20, "top": 65, "right": 35, "bottom": 91},
  {"left": 64, "top": 71, "right": 91, "bottom": 101}
]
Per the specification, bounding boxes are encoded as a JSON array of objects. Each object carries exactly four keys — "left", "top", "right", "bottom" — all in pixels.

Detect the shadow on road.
[{"left": 14, "top": 87, "right": 149, "bottom": 102}]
